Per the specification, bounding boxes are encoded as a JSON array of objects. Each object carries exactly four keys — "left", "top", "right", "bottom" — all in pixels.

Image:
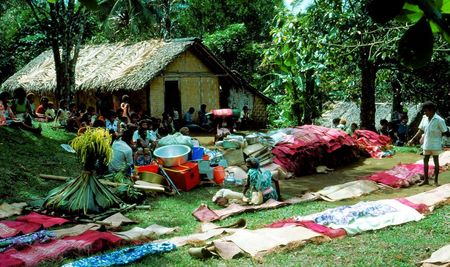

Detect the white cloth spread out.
[
  {"left": 296, "top": 199, "right": 424, "bottom": 235},
  {"left": 419, "top": 114, "right": 447, "bottom": 151},
  {"left": 421, "top": 244, "right": 450, "bottom": 265},
  {"left": 405, "top": 183, "right": 450, "bottom": 210}
]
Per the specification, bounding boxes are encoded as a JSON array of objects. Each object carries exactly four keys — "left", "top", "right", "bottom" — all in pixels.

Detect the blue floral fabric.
[
  {"left": 313, "top": 202, "right": 398, "bottom": 226},
  {"left": 63, "top": 242, "right": 176, "bottom": 267},
  {"left": 0, "top": 229, "right": 55, "bottom": 252}
]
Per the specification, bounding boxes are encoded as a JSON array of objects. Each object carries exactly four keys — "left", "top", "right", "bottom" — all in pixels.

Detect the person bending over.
[{"left": 243, "top": 157, "right": 281, "bottom": 203}]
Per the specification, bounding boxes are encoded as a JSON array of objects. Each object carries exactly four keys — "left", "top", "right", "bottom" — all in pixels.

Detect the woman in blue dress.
[{"left": 242, "top": 157, "right": 281, "bottom": 202}]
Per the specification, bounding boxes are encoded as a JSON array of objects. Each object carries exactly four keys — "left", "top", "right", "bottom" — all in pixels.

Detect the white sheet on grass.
[
  {"left": 421, "top": 244, "right": 450, "bottom": 265},
  {"left": 297, "top": 199, "right": 424, "bottom": 235}
]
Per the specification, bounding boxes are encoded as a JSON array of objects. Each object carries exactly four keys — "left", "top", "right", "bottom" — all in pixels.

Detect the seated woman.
[
  {"left": 242, "top": 157, "right": 281, "bottom": 203},
  {"left": 55, "top": 100, "right": 69, "bottom": 127},
  {"left": 161, "top": 112, "right": 175, "bottom": 134},
  {"left": 35, "top": 96, "right": 50, "bottom": 121},
  {"left": 11, "top": 87, "right": 33, "bottom": 127},
  {"left": 136, "top": 126, "right": 151, "bottom": 149},
  {"left": 0, "top": 92, "right": 41, "bottom": 134}
]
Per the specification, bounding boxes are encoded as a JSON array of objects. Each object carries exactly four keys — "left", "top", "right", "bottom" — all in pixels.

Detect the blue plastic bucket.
[{"left": 191, "top": 147, "right": 204, "bottom": 160}]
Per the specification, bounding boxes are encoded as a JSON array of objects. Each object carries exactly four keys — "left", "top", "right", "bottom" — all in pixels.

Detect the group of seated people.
[
  {"left": 0, "top": 88, "right": 43, "bottom": 133},
  {"left": 332, "top": 118, "right": 359, "bottom": 136},
  {"left": 378, "top": 114, "right": 409, "bottom": 146},
  {"left": 182, "top": 104, "right": 253, "bottom": 133}
]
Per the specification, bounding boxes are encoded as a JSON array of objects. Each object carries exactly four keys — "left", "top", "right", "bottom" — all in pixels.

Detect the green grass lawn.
[{"left": 1, "top": 125, "right": 449, "bottom": 267}]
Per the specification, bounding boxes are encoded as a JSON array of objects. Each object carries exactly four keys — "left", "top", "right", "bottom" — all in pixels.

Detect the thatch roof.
[
  {"left": 1, "top": 38, "right": 275, "bottom": 105},
  {"left": 1, "top": 39, "right": 195, "bottom": 93}
]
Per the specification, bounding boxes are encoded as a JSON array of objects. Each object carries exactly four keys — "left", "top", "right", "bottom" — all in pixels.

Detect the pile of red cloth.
[
  {"left": 352, "top": 130, "right": 392, "bottom": 159},
  {"left": 272, "top": 125, "right": 359, "bottom": 176},
  {"left": 366, "top": 163, "right": 434, "bottom": 188},
  {"left": 0, "top": 212, "right": 69, "bottom": 238}
]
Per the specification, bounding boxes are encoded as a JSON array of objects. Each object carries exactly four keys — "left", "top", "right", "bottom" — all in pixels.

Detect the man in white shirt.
[
  {"left": 408, "top": 101, "right": 450, "bottom": 186},
  {"left": 109, "top": 129, "right": 134, "bottom": 173}
]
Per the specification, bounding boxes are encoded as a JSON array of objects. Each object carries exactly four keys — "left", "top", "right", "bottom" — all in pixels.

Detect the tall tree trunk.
[
  {"left": 391, "top": 73, "right": 403, "bottom": 120},
  {"left": 303, "top": 69, "right": 315, "bottom": 125},
  {"left": 162, "top": 0, "right": 171, "bottom": 39},
  {"left": 28, "top": 0, "right": 86, "bottom": 105},
  {"left": 359, "top": 47, "right": 377, "bottom": 131}
]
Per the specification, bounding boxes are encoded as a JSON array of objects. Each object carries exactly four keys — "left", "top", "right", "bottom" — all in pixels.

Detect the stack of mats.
[
  {"left": 0, "top": 213, "right": 123, "bottom": 267},
  {"left": 272, "top": 125, "right": 359, "bottom": 176},
  {"left": 353, "top": 130, "right": 392, "bottom": 159}
]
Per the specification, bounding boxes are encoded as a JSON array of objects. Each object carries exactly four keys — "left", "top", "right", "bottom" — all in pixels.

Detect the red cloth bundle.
[
  {"left": 272, "top": 125, "right": 359, "bottom": 176},
  {"left": 366, "top": 163, "right": 433, "bottom": 188},
  {"left": 0, "top": 213, "right": 69, "bottom": 238},
  {"left": 353, "top": 130, "right": 391, "bottom": 158}
]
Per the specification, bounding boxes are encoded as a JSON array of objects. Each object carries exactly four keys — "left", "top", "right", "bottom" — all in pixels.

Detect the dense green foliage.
[{"left": 261, "top": 0, "right": 449, "bottom": 128}]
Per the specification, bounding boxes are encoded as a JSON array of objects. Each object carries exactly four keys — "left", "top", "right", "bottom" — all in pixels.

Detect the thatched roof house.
[{"left": 1, "top": 38, "right": 274, "bottom": 127}]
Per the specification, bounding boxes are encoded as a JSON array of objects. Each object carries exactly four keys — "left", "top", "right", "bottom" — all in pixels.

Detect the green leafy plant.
[
  {"left": 367, "top": 0, "right": 450, "bottom": 68},
  {"left": 44, "top": 127, "right": 121, "bottom": 215}
]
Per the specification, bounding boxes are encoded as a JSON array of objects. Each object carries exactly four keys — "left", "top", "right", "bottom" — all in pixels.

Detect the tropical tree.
[
  {"left": 261, "top": 10, "right": 329, "bottom": 127},
  {"left": 23, "top": 0, "right": 95, "bottom": 101},
  {"left": 270, "top": 0, "right": 426, "bottom": 130},
  {"left": 175, "top": 0, "right": 283, "bottom": 80}
]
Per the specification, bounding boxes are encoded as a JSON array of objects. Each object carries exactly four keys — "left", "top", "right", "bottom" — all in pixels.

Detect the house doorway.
[{"left": 164, "top": 80, "right": 181, "bottom": 116}]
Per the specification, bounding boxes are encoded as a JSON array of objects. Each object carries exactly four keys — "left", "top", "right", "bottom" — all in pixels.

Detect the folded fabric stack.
[
  {"left": 352, "top": 130, "right": 392, "bottom": 159},
  {"left": 272, "top": 125, "right": 359, "bottom": 176}
]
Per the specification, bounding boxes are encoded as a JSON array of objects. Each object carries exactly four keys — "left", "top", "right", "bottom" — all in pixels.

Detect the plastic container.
[
  {"left": 164, "top": 162, "right": 200, "bottom": 191},
  {"left": 191, "top": 147, "right": 204, "bottom": 161},
  {"left": 213, "top": 166, "right": 226, "bottom": 184},
  {"left": 136, "top": 164, "right": 159, "bottom": 174},
  {"left": 224, "top": 172, "right": 235, "bottom": 186}
]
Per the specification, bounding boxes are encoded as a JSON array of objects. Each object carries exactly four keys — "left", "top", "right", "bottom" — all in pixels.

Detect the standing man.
[{"left": 408, "top": 101, "right": 449, "bottom": 186}]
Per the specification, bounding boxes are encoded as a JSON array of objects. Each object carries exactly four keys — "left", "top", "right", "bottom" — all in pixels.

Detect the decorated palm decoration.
[{"left": 44, "top": 128, "right": 121, "bottom": 215}]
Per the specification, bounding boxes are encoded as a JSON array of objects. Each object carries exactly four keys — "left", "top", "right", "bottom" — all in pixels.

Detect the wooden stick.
[
  {"left": 40, "top": 174, "right": 165, "bottom": 192},
  {"left": 76, "top": 218, "right": 112, "bottom": 226},
  {"left": 40, "top": 174, "right": 69, "bottom": 181}
]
